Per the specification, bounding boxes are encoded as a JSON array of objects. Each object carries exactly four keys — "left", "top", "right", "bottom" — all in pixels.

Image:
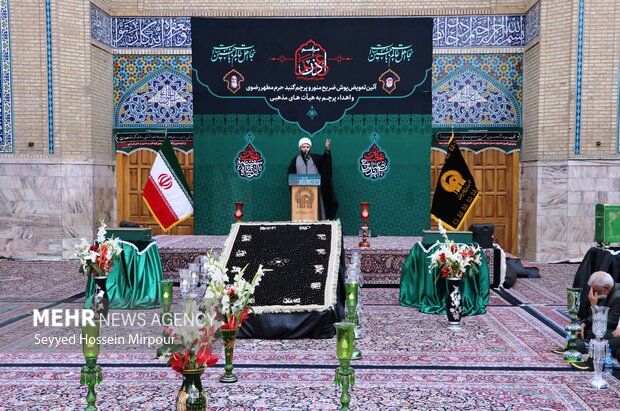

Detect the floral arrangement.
[
  {"left": 73, "top": 220, "right": 122, "bottom": 277},
  {"left": 157, "top": 299, "right": 220, "bottom": 372},
  {"left": 428, "top": 220, "right": 482, "bottom": 279},
  {"left": 203, "top": 258, "right": 267, "bottom": 331}
]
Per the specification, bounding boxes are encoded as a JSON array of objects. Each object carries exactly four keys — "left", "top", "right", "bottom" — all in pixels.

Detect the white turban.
[{"left": 298, "top": 137, "right": 312, "bottom": 149}]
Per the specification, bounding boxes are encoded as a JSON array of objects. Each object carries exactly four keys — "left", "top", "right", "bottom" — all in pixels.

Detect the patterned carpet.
[
  {"left": 1, "top": 258, "right": 619, "bottom": 410},
  {"left": 2, "top": 367, "right": 618, "bottom": 411}
]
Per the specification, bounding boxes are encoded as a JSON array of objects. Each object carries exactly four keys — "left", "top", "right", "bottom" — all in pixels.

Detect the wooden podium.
[{"left": 288, "top": 174, "right": 320, "bottom": 221}]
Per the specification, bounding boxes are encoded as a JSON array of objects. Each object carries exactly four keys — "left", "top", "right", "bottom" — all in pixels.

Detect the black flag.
[{"left": 431, "top": 135, "right": 479, "bottom": 230}]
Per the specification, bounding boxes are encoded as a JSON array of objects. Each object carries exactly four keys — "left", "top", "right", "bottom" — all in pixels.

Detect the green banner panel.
[{"left": 194, "top": 114, "right": 430, "bottom": 235}]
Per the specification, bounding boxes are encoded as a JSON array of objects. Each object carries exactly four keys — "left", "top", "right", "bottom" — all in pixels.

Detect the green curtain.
[
  {"left": 84, "top": 241, "right": 163, "bottom": 309},
  {"left": 399, "top": 242, "right": 490, "bottom": 315}
]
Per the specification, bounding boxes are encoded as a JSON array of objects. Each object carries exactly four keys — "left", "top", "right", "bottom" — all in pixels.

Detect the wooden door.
[
  {"left": 116, "top": 150, "right": 194, "bottom": 235},
  {"left": 431, "top": 149, "right": 519, "bottom": 255}
]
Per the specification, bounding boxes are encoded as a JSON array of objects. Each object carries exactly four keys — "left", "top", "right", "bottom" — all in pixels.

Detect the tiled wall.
[
  {"left": 3, "top": 0, "right": 620, "bottom": 261},
  {"left": 104, "top": 0, "right": 528, "bottom": 16},
  {"left": 0, "top": 161, "right": 115, "bottom": 259},
  {"left": 521, "top": 160, "right": 620, "bottom": 261},
  {"left": 519, "top": 0, "right": 620, "bottom": 261}
]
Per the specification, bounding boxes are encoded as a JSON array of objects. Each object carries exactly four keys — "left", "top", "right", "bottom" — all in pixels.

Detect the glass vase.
[
  {"left": 176, "top": 368, "right": 207, "bottom": 411},
  {"left": 446, "top": 277, "right": 462, "bottom": 330},
  {"left": 220, "top": 328, "right": 239, "bottom": 383},
  {"left": 591, "top": 306, "right": 610, "bottom": 339}
]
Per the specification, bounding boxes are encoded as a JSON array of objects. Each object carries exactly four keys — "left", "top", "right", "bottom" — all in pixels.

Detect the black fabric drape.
[{"left": 573, "top": 247, "right": 620, "bottom": 319}]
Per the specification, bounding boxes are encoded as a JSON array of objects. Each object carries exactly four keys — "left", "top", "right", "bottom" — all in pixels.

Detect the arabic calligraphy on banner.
[
  {"left": 433, "top": 131, "right": 521, "bottom": 153},
  {"left": 211, "top": 44, "right": 256, "bottom": 65},
  {"left": 245, "top": 83, "right": 377, "bottom": 104},
  {"left": 191, "top": 17, "right": 433, "bottom": 135},
  {"left": 368, "top": 44, "right": 414, "bottom": 66},
  {"left": 114, "top": 132, "right": 193, "bottom": 154}
]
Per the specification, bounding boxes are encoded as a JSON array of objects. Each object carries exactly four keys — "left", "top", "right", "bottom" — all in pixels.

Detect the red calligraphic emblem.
[
  {"left": 158, "top": 173, "right": 173, "bottom": 190},
  {"left": 295, "top": 40, "right": 329, "bottom": 79}
]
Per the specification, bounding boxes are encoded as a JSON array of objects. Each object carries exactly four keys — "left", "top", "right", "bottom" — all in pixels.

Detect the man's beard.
[{"left": 300, "top": 151, "right": 310, "bottom": 163}]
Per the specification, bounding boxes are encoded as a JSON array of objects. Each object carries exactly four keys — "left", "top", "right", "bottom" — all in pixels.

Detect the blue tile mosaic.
[
  {"left": 0, "top": 0, "right": 13, "bottom": 153},
  {"left": 575, "top": 0, "right": 584, "bottom": 154},
  {"left": 432, "top": 15, "right": 525, "bottom": 48},
  {"left": 90, "top": 4, "right": 111, "bottom": 46},
  {"left": 524, "top": 2, "right": 540, "bottom": 45},
  {"left": 92, "top": 5, "right": 532, "bottom": 50},
  {"left": 46, "top": 0, "right": 54, "bottom": 153},
  {"left": 114, "top": 55, "right": 192, "bottom": 129},
  {"left": 112, "top": 17, "right": 191, "bottom": 49},
  {"left": 432, "top": 54, "right": 522, "bottom": 128}
]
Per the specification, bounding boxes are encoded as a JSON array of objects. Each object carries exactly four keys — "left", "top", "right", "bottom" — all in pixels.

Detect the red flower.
[
  {"left": 169, "top": 352, "right": 185, "bottom": 373},
  {"left": 227, "top": 287, "right": 235, "bottom": 298},
  {"left": 239, "top": 307, "right": 251, "bottom": 325},
  {"left": 439, "top": 253, "right": 446, "bottom": 263},
  {"left": 222, "top": 314, "right": 236, "bottom": 330},
  {"left": 440, "top": 266, "right": 451, "bottom": 279},
  {"left": 196, "top": 347, "right": 219, "bottom": 367}
]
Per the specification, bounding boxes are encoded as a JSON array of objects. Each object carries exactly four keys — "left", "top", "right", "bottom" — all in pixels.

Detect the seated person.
[{"left": 571, "top": 271, "right": 620, "bottom": 370}]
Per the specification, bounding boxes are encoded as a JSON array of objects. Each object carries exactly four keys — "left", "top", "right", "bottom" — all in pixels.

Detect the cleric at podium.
[{"left": 287, "top": 137, "right": 339, "bottom": 220}]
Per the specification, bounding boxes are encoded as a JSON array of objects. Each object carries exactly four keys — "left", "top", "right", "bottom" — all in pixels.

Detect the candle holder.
[
  {"left": 589, "top": 305, "right": 610, "bottom": 389},
  {"left": 589, "top": 339, "right": 609, "bottom": 389},
  {"left": 358, "top": 202, "right": 370, "bottom": 248},
  {"left": 345, "top": 281, "right": 362, "bottom": 360},
  {"left": 160, "top": 280, "right": 173, "bottom": 311},
  {"left": 563, "top": 287, "right": 582, "bottom": 362},
  {"left": 234, "top": 201, "right": 244, "bottom": 222},
  {"left": 179, "top": 268, "right": 190, "bottom": 299},
  {"left": 334, "top": 322, "right": 356, "bottom": 411},
  {"left": 80, "top": 320, "right": 103, "bottom": 411}
]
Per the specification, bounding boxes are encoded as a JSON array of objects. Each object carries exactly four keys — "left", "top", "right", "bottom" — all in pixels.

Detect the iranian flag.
[{"left": 143, "top": 137, "right": 193, "bottom": 231}]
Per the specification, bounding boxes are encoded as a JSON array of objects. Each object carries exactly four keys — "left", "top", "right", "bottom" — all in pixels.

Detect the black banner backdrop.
[
  {"left": 192, "top": 18, "right": 432, "bottom": 134},
  {"left": 192, "top": 17, "right": 433, "bottom": 235}
]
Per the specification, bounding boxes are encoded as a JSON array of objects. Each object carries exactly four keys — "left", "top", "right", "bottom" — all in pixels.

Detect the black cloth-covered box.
[{"left": 220, "top": 221, "right": 345, "bottom": 339}]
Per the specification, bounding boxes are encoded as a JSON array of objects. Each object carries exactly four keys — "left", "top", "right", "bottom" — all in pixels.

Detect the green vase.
[
  {"left": 564, "top": 287, "right": 582, "bottom": 362},
  {"left": 220, "top": 328, "right": 239, "bottom": 383},
  {"left": 176, "top": 368, "right": 207, "bottom": 411}
]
